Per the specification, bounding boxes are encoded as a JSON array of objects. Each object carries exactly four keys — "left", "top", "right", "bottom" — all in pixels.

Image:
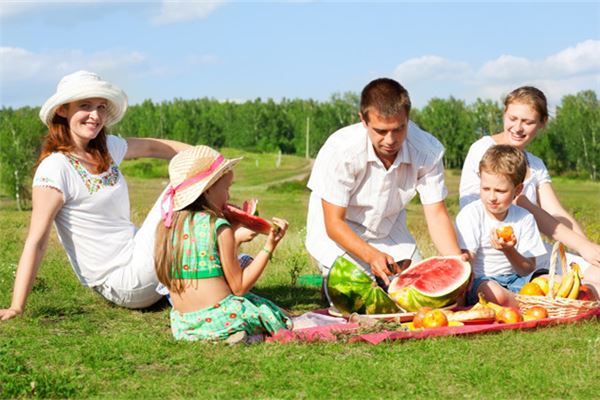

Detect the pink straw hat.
[{"left": 161, "top": 146, "right": 242, "bottom": 227}]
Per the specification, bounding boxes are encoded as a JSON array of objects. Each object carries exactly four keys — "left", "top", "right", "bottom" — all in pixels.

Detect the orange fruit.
[
  {"left": 531, "top": 277, "right": 550, "bottom": 295},
  {"left": 496, "top": 225, "right": 514, "bottom": 241},
  {"left": 422, "top": 309, "right": 448, "bottom": 329},
  {"left": 524, "top": 306, "right": 548, "bottom": 320},
  {"left": 519, "top": 282, "right": 545, "bottom": 296}
]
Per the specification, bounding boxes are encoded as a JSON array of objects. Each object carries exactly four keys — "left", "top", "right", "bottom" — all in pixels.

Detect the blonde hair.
[
  {"left": 504, "top": 86, "right": 548, "bottom": 124},
  {"left": 479, "top": 144, "right": 528, "bottom": 187},
  {"left": 154, "top": 195, "right": 219, "bottom": 295}
]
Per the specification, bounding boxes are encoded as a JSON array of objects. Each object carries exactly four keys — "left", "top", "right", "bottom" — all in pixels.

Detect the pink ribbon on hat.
[{"left": 161, "top": 154, "right": 224, "bottom": 228}]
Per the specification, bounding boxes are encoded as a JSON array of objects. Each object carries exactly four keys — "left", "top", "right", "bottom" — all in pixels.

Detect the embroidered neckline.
[{"left": 66, "top": 154, "right": 120, "bottom": 194}]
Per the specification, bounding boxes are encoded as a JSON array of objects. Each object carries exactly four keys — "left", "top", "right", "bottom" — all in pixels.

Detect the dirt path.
[{"left": 246, "top": 159, "right": 314, "bottom": 189}]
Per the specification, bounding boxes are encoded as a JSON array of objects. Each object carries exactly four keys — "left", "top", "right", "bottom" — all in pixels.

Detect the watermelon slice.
[
  {"left": 387, "top": 256, "right": 471, "bottom": 312},
  {"left": 224, "top": 202, "right": 271, "bottom": 235},
  {"left": 242, "top": 198, "right": 259, "bottom": 216}
]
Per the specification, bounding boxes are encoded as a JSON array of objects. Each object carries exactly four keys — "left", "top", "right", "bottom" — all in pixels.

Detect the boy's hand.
[{"left": 490, "top": 229, "right": 517, "bottom": 251}]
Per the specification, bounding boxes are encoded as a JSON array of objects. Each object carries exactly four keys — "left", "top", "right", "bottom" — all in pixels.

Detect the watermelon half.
[
  {"left": 223, "top": 202, "right": 271, "bottom": 235},
  {"left": 387, "top": 256, "right": 471, "bottom": 312},
  {"left": 327, "top": 256, "right": 402, "bottom": 315}
]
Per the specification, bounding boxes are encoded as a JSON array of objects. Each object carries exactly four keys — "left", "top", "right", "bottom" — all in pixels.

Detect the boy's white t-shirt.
[
  {"left": 32, "top": 135, "right": 136, "bottom": 286},
  {"left": 455, "top": 200, "right": 547, "bottom": 278},
  {"left": 459, "top": 136, "right": 552, "bottom": 208}
]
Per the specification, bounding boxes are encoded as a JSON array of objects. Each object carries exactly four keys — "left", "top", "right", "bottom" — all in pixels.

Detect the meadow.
[{"left": 1, "top": 150, "right": 599, "bottom": 399}]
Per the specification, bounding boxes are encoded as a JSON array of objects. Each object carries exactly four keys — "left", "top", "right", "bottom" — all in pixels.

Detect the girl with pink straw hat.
[
  {"left": 1, "top": 71, "right": 202, "bottom": 320},
  {"left": 155, "top": 145, "right": 292, "bottom": 343}
]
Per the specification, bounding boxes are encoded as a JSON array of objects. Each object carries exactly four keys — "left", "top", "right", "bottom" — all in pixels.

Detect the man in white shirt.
[{"left": 305, "top": 78, "right": 464, "bottom": 287}]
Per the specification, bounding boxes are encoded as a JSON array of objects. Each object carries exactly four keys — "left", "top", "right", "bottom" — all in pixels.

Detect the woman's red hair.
[{"left": 36, "top": 114, "right": 112, "bottom": 173}]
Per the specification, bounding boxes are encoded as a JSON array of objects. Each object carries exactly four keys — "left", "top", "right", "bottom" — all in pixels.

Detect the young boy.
[{"left": 455, "top": 144, "right": 547, "bottom": 307}]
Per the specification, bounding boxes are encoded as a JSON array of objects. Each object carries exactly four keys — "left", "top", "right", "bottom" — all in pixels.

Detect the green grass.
[{"left": 1, "top": 150, "right": 599, "bottom": 399}]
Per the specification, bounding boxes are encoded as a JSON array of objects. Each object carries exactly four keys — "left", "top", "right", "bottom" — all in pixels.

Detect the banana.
[
  {"left": 477, "top": 293, "right": 504, "bottom": 315},
  {"left": 556, "top": 270, "right": 575, "bottom": 298},
  {"left": 567, "top": 263, "right": 581, "bottom": 299}
]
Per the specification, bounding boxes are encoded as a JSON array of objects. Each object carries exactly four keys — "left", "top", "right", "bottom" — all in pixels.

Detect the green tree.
[
  {"left": 417, "top": 97, "right": 475, "bottom": 169},
  {"left": 0, "top": 107, "right": 45, "bottom": 210}
]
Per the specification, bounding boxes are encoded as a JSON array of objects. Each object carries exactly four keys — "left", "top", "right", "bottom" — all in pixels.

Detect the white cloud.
[
  {"left": 392, "top": 40, "right": 600, "bottom": 110},
  {"left": 0, "top": 46, "right": 147, "bottom": 83},
  {"left": 545, "top": 39, "right": 600, "bottom": 76},
  {"left": 186, "top": 54, "right": 219, "bottom": 65},
  {"left": 0, "top": 46, "right": 149, "bottom": 107},
  {"left": 151, "top": 0, "right": 227, "bottom": 25},
  {"left": 479, "top": 55, "right": 535, "bottom": 81},
  {"left": 0, "top": 2, "right": 38, "bottom": 19},
  {"left": 393, "top": 55, "right": 472, "bottom": 83}
]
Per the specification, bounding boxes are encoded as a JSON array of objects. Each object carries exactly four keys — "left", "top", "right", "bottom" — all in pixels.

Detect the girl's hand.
[
  {"left": 265, "top": 217, "right": 289, "bottom": 250},
  {"left": 234, "top": 226, "right": 258, "bottom": 246}
]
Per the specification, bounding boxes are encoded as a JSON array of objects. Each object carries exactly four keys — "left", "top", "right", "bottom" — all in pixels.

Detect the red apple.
[{"left": 496, "top": 307, "right": 523, "bottom": 324}]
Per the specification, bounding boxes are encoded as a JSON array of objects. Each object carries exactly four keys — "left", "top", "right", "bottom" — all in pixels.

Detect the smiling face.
[
  {"left": 56, "top": 98, "right": 108, "bottom": 149},
  {"left": 360, "top": 109, "right": 408, "bottom": 167},
  {"left": 204, "top": 171, "right": 234, "bottom": 211},
  {"left": 479, "top": 171, "right": 522, "bottom": 221},
  {"left": 501, "top": 102, "right": 546, "bottom": 150}
]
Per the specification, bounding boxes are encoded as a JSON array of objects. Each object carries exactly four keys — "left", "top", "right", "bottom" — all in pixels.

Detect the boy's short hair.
[{"left": 479, "top": 144, "right": 528, "bottom": 187}]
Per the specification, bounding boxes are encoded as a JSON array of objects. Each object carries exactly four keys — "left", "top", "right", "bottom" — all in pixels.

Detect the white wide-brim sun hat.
[
  {"left": 168, "top": 145, "right": 243, "bottom": 212},
  {"left": 39, "top": 70, "right": 128, "bottom": 127}
]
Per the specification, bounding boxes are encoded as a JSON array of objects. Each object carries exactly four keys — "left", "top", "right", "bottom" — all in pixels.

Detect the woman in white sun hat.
[{"left": 0, "top": 70, "right": 200, "bottom": 320}]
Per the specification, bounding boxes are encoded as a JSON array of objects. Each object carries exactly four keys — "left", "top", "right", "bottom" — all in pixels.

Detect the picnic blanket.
[{"left": 268, "top": 307, "right": 600, "bottom": 345}]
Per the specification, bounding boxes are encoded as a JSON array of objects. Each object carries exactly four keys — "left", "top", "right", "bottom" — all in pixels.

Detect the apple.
[
  {"left": 412, "top": 307, "right": 433, "bottom": 328},
  {"left": 496, "top": 307, "right": 523, "bottom": 324},
  {"left": 524, "top": 306, "right": 548, "bottom": 320},
  {"left": 422, "top": 309, "right": 449, "bottom": 329}
]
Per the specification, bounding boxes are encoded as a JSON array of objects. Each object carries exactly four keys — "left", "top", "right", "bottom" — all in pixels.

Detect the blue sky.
[{"left": 1, "top": 1, "right": 599, "bottom": 113}]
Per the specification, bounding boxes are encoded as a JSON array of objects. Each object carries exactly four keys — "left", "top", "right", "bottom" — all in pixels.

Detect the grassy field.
[{"left": 1, "top": 150, "right": 599, "bottom": 399}]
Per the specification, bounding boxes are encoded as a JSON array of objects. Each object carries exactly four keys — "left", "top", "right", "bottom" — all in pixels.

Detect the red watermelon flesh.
[
  {"left": 388, "top": 256, "right": 471, "bottom": 312},
  {"left": 224, "top": 203, "right": 271, "bottom": 235},
  {"left": 242, "top": 198, "right": 258, "bottom": 216},
  {"left": 391, "top": 258, "right": 467, "bottom": 294}
]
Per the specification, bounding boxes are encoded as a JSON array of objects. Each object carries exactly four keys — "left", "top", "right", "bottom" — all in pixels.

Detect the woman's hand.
[
  {"left": 0, "top": 307, "right": 22, "bottom": 321},
  {"left": 576, "top": 238, "right": 600, "bottom": 268}
]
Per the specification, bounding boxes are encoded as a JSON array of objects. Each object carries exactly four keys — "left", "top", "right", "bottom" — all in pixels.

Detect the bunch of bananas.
[{"left": 554, "top": 262, "right": 582, "bottom": 299}]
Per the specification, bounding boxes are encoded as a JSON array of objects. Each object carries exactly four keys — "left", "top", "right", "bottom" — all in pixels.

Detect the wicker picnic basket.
[{"left": 516, "top": 242, "right": 600, "bottom": 318}]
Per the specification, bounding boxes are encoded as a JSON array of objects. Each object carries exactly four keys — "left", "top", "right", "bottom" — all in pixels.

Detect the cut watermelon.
[
  {"left": 224, "top": 203, "right": 271, "bottom": 235},
  {"left": 387, "top": 256, "right": 471, "bottom": 312},
  {"left": 242, "top": 198, "right": 259, "bottom": 216},
  {"left": 327, "top": 256, "right": 402, "bottom": 315}
]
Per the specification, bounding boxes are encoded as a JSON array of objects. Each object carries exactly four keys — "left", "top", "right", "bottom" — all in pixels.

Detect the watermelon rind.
[
  {"left": 388, "top": 256, "right": 471, "bottom": 312},
  {"left": 327, "top": 256, "right": 402, "bottom": 315}
]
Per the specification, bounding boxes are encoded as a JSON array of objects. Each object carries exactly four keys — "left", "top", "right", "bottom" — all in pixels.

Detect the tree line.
[{"left": 1, "top": 90, "right": 598, "bottom": 210}]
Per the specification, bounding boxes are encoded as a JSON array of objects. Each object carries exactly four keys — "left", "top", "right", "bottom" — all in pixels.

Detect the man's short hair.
[
  {"left": 479, "top": 144, "right": 528, "bottom": 187},
  {"left": 360, "top": 78, "right": 411, "bottom": 123}
]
